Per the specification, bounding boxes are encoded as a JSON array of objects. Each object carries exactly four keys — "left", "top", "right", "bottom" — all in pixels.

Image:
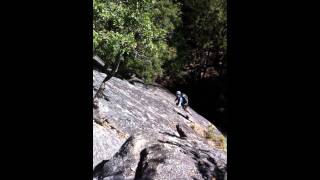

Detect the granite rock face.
[
  {"left": 93, "top": 122, "right": 125, "bottom": 168},
  {"left": 93, "top": 70, "right": 227, "bottom": 180}
]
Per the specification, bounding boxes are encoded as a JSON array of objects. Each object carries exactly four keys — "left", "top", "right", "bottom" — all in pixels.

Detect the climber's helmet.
[{"left": 176, "top": 91, "right": 181, "bottom": 96}]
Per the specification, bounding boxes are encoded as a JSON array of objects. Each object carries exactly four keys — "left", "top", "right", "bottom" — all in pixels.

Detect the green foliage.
[
  {"left": 164, "top": 0, "right": 227, "bottom": 80},
  {"left": 93, "top": 0, "right": 227, "bottom": 83},
  {"left": 93, "top": 0, "right": 181, "bottom": 83},
  {"left": 206, "top": 125, "right": 227, "bottom": 151}
]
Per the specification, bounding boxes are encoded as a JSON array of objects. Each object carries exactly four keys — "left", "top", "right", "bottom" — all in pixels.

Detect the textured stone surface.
[
  {"left": 93, "top": 70, "right": 227, "bottom": 180},
  {"left": 93, "top": 121, "right": 125, "bottom": 168},
  {"left": 93, "top": 133, "right": 226, "bottom": 180}
]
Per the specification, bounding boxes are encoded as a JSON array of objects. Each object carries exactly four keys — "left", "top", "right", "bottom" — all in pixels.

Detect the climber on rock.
[{"left": 175, "top": 91, "right": 192, "bottom": 118}]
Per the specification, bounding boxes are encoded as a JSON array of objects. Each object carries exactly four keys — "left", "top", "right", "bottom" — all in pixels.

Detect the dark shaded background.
[{"left": 167, "top": 75, "right": 227, "bottom": 136}]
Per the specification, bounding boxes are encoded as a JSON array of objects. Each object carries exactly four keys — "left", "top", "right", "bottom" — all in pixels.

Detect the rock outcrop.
[{"left": 93, "top": 69, "right": 227, "bottom": 180}]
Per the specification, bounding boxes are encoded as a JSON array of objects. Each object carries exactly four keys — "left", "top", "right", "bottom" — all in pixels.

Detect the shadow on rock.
[
  {"left": 134, "top": 144, "right": 167, "bottom": 180},
  {"left": 93, "top": 160, "right": 109, "bottom": 179},
  {"left": 159, "top": 131, "right": 182, "bottom": 139}
]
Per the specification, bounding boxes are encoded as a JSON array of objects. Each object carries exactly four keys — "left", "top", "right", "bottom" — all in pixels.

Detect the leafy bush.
[
  {"left": 93, "top": 0, "right": 181, "bottom": 83},
  {"left": 206, "top": 125, "right": 227, "bottom": 151}
]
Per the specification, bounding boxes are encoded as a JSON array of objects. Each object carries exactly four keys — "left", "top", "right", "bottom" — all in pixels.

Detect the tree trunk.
[
  {"left": 102, "top": 55, "right": 122, "bottom": 83},
  {"left": 93, "top": 54, "right": 123, "bottom": 100}
]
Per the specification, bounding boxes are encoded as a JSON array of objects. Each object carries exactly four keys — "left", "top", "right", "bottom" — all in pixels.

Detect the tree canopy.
[
  {"left": 93, "top": 0, "right": 181, "bottom": 83},
  {"left": 93, "top": 0, "right": 226, "bottom": 84}
]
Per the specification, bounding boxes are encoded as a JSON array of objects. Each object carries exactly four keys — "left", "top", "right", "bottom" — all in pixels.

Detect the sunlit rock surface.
[{"left": 93, "top": 70, "right": 227, "bottom": 180}]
